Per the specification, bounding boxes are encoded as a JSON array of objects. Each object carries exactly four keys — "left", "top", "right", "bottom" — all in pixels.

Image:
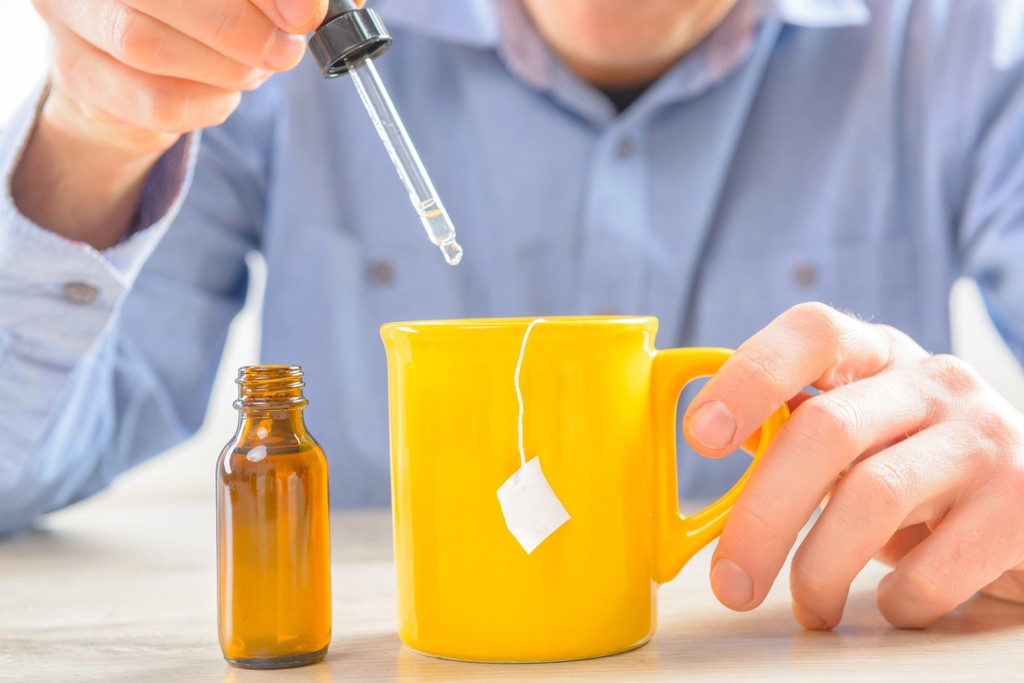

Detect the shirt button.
[
  {"left": 368, "top": 261, "right": 395, "bottom": 285},
  {"left": 64, "top": 282, "right": 98, "bottom": 305},
  {"left": 616, "top": 138, "right": 633, "bottom": 159},
  {"left": 793, "top": 264, "right": 819, "bottom": 288}
]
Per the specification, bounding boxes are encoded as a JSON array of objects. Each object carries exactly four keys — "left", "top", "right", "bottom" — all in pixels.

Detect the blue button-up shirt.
[{"left": 1, "top": 0, "right": 1023, "bottom": 533}]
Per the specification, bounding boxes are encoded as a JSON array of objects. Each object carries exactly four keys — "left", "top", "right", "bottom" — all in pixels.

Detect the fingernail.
[
  {"left": 276, "top": 0, "right": 315, "bottom": 29},
  {"left": 793, "top": 600, "right": 828, "bottom": 630},
  {"left": 263, "top": 30, "right": 307, "bottom": 71},
  {"left": 690, "top": 400, "right": 736, "bottom": 449},
  {"left": 711, "top": 558, "right": 753, "bottom": 608}
]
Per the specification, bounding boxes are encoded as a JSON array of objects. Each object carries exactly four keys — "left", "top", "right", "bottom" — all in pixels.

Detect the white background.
[{"left": 1, "top": 2, "right": 1022, "bottom": 497}]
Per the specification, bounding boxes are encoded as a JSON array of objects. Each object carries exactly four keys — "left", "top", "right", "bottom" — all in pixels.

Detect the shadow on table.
[
  {"left": 0, "top": 525, "right": 144, "bottom": 564},
  {"left": 0, "top": 525, "right": 56, "bottom": 544},
  {"left": 649, "top": 586, "right": 1024, "bottom": 672},
  {"left": 260, "top": 588, "right": 1024, "bottom": 681},
  {"left": 70, "top": 587, "right": 1024, "bottom": 683}
]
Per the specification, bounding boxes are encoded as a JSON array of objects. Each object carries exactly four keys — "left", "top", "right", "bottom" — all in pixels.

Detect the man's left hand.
[{"left": 683, "top": 302, "right": 1024, "bottom": 629}]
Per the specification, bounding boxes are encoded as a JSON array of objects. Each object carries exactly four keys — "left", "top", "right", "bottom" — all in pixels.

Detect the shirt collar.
[{"left": 373, "top": 0, "right": 870, "bottom": 121}]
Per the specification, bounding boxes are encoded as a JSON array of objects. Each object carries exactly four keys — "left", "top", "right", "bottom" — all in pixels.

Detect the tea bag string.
[{"left": 514, "top": 318, "right": 546, "bottom": 470}]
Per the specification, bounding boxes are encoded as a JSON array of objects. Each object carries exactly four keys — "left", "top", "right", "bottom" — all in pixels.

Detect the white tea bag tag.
[{"left": 497, "top": 456, "right": 570, "bottom": 554}]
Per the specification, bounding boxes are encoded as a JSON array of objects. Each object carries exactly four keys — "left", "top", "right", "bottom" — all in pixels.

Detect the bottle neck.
[
  {"left": 233, "top": 365, "right": 310, "bottom": 441},
  {"left": 236, "top": 410, "right": 308, "bottom": 437}
]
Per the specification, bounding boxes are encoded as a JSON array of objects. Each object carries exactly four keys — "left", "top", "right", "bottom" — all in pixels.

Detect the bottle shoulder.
[{"left": 216, "top": 438, "right": 328, "bottom": 479}]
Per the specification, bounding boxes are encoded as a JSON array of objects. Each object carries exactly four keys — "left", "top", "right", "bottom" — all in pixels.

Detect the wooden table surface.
[{"left": 3, "top": 480, "right": 1024, "bottom": 682}]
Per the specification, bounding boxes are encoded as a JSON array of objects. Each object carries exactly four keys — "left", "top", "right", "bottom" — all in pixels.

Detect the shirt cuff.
[{"left": 104, "top": 131, "right": 200, "bottom": 278}]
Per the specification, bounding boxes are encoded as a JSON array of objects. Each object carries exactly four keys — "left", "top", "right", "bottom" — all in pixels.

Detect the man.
[{"left": 2, "top": 0, "right": 1023, "bottom": 631}]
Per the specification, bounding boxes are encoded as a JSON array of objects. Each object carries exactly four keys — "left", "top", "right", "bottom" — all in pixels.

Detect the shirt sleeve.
[
  {"left": 0, "top": 83, "right": 268, "bottom": 534},
  {"left": 955, "top": 9, "right": 1024, "bottom": 365}
]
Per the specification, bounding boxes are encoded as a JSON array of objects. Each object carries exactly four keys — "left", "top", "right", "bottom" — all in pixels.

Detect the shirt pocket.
[{"left": 314, "top": 227, "right": 472, "bottom": 459}]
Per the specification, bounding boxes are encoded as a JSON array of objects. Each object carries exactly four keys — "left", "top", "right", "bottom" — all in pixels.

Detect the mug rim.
[{"left": 381, "top": 315, "right": 656, "bottom": 335}]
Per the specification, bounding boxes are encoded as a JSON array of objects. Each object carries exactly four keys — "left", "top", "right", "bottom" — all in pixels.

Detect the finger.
[
  {"left": 731, "top": 389, "right": 814, "bottom": 457},
  {"left": 875, "top": 523, "right": 931, "bottom": 566},
  {"left": 49, "top": 0, "right": 271, "bottom": 91},
  {"left": 247, "top": 0, "right": 330, "bottom": 33},
  {"left": 684, "top": 303, "right": 925, "bottom": 457},
  {"left": 121, "top": 0, "right": 308, "bottom": 69},
  {"left": 709, "top": 367, "right": 936, "bottom": 612},
  {"left": 126, "top": 0, "right": 327, "bottom": 42},
  {"left": 789, "top": 424, "right": 966, "bottom": 629},
  {"left": 51, "top": 26, "right": 242, "bottom": 136},
  {"left": 787, "top": 390, "right": 816, "bottom": 413},
  {"left": 980, "top": 571, "right": 1024, "bottom": 603},
  {"left": 877, "top": 495, "right": 1024, "bottom": 628}
]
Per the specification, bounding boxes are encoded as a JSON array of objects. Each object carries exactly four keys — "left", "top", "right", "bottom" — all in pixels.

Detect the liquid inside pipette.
[
  {"left": 417, "top": 198, "right": 463, "bottom": 266},
  {"left": 348, "top": 58, "right": 463, "bottom": 266}
]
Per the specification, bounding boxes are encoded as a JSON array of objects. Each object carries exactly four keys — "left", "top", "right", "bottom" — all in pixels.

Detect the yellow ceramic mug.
[{"left": 380, "top": 316, "right": 788, "bottom": 662}]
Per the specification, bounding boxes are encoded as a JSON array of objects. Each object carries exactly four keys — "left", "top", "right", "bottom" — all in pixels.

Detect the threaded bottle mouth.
[{"left": 233, "top": 365, "right": 308, "bottom": 410}]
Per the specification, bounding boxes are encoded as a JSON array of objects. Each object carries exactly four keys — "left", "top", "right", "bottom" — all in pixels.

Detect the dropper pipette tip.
[{"left": 441, "top": 240, "right": 463, "bottom": 266}]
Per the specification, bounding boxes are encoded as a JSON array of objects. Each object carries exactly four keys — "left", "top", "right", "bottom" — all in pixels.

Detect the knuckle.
[
  {"left": 239, "top": 74, "right": 266, "bottom": 92},
  {"left": 787, "top": 302, "right": 848, "bottom": 346},
  {"left": 923, "top": 354, "right": 980, "bottom": 396},
  {"left": 220, "top": 60, "right": 263, "bottom": 92},
  {"left": 211, "top": 3, "right": 248, "bottom": 44},
  {"left": 253, "top": 27, "right": 281, "bottom": 65},
  {"left": 790, "top": 555, "right": 833, "bottom": 602},
  {"left": 783, "top": 303, "right": 859, "bottom": 385},
  {"left": 51, "top": 41, "right": 82, "bottom": 80},
  {"left": 51, "top": 50, "right": 95, "bottom": 100},
  {"left": 789, "top": 301, "right": 836, "bottom": 320},
  {"left": 140, "top": 84, "right": 189, "bottom": 133},
  {"left": 899, "top": 562, "right": 958, "bottom": 612},
  {"left": 840, "top": 460, "right": 906, "bottom": 515},
  {"left": 969, "top": 410, "right": 1021, "bottom": 461},
  {"left": 922, "top": 393, "right": 947, "bottom": 425},
  {"left": 794, "top": 394, "right": 860, "bottom": 450},
  {"left": 109, "top": 5, "right": 149, "bottom": 67},
  {"left": 880, "top": 324, "right": 922, "bottom": 360},
  {"left": 974, "top": 409, "right": 1016, "bottom": 444},
  {"left": 206, "top": 92, "right": 243, "bottom": 127},
  {"left": 213, "top": 6, "right": 274, "bottom": 65},
  {"left": 729, "top": 494, "right": 791, "bottom": 546},
  {"left": 139, "top": 85, "right": 241, "bottom": 133},
  {"left": 731, "top": 351, "right": 789, "bottom": 396}
]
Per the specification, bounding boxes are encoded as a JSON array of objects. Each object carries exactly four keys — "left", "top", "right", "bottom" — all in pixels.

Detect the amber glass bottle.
[{"left": 216, "top": 365, "right": 332, "bottom": 669}]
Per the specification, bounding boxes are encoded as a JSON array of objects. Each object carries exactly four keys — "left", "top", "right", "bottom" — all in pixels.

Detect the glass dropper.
[
  {"left": 347, "top": 59, "right": 462, "bottom": 265},
  {"left": 309, "top": 1, "right": 462, "bottom": 266}
]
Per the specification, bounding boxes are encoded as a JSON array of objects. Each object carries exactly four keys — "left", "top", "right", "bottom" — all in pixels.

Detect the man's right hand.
[{"left": 11, "top": 0, "right": 327, "bottom": 248}]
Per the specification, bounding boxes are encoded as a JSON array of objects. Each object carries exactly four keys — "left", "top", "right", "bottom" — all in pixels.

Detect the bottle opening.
[{"left": 234, "top": 365, "right": 308, "bottom": 410}]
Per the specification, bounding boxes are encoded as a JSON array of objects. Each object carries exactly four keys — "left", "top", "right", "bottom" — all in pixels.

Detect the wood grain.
[{"left": 2, "top": 481, "right": 1023, "bottom": 682}]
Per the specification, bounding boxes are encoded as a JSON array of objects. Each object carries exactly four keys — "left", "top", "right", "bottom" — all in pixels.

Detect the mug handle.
[{"left": 650, "top": 347, "right": 789, "bottom": 584}]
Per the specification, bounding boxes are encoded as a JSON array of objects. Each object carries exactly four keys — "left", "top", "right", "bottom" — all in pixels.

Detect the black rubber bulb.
[{"left": 309, "top": 0, "right": 392, "bottom": 77}]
